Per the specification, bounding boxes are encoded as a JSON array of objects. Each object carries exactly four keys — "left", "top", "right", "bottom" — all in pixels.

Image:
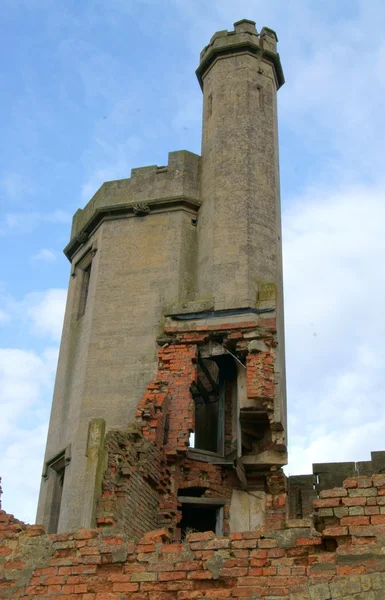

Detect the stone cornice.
[
  {"left": 196, "top": 40, "right": 284, "bottom": 90},
  {"left": 63, "top": 196, "right": 201, "bottom": 261}
]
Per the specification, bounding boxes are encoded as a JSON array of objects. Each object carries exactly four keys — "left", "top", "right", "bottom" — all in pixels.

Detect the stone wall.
[{"left": 2, "top": 475, "right": 385, "bottom": 599}]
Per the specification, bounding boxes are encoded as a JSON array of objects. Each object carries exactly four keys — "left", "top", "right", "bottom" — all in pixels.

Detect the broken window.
[
  {"left": 190, "top": 352, "right": 237, "bottom": 455},
  {"left": 180, "top": 503, "right": 222, "bottom": 536},
  {"left": 178, "top": 488, "right": 225, "bottom": 537}
]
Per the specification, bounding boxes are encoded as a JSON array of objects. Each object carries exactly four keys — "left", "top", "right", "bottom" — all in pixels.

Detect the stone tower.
[{"left": 37, "top": 19, "right": 287, "bottom": 537}]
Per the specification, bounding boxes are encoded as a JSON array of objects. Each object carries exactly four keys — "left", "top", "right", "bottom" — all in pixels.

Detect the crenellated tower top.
[{"left": 196, "top": 19, "right": 284, "bottom": 90}]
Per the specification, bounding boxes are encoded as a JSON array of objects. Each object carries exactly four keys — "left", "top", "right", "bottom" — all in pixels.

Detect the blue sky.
[{"left": 1, "top": 0, "right": 385, "bottom": 523}]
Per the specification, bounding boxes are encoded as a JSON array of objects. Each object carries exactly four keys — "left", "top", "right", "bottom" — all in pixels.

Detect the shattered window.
[{"left": 190, "top": 352, "right": 237, "bottom": 455}]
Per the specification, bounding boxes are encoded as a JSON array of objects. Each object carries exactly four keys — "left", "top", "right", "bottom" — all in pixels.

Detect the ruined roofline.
[{"left": 196, "top": 18, "right": 284, "bottom": 89}]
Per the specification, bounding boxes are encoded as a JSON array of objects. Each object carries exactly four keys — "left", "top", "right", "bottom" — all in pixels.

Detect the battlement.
[
  {"left": 196, "top": 19, "right": 284, "bottom": 89},
  {"left": 66, "top": 150, "right": 200, "bottom": 260}
]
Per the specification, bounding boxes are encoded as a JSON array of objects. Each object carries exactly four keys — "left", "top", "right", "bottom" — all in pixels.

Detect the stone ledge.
[{"left": 64, "top": 195, "right": 201, "bottom": 261}]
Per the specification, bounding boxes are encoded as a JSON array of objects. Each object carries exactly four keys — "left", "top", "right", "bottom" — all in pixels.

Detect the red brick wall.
[
  {"left": 95, "top": 322, "right": 285, "bottom": 540},
  {"left": 2, "top": 476, "right": 385, "bottom": 599},
  {"left": 96, "top": 337, "right": 238, "bottom": 537}
]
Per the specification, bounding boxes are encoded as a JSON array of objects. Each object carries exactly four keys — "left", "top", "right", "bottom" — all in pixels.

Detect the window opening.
[
  {"left": 207, "top": 93, "right": 213, "bottom": 117},
  {"left": 78, "top": 261, "right": 92, "bottom": 318},
  {"left": 189, "top": 352, "right": 237, "bottom": 455},
  {"left": 180, "top": 504, "right": 219, "bottom": 537},
  {"left": 46, "top": 453, "right": 66, "bottom": 534}
]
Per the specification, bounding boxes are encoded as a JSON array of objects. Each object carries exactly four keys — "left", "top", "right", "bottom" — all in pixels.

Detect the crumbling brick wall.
[
  {"left": 2, "top": 475, "right": 385, "bottom": 599},
  {"left": 95, "top": 320, "right": 286, "bottom": 540},
  {"left": 96, "top": 427, "right": 168, "bottom": 537},
  {"left": 289, "top": 451, "right": 385, "bottom": 519}
]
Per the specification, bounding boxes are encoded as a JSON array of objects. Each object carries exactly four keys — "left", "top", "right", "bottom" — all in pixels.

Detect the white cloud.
[
  {"left": 0, "top": 346, "right": 55, "bottom": 521},
  {"left": 25, "top": 288, "right": 67, "bottom": 342},
  {"left": 0, "top": 347, "right": 57, "bottom": 523},
  {"left": 31, "top": 248, "right": 56, "bottom": 263},
  {"left": 0, "top": 349, "right": 53, "bottom": 438},
  {"left": 284, "top": 182, "right": 385, "bottom": 475},
  {"left": 0, "top": 288, "right": 64, "bottom": 522},
  {"left": 0, "top": 424, "right": 48, "bottom": 523}
]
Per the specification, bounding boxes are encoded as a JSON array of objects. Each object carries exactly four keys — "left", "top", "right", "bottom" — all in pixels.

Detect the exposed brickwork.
[
  {"left": 246, "top": 348, "right": 276, "bottom": 404},
  {"left": 95, "top": 321, "right": 284, "bottom": 540},
  {"left": 2, "top": 476, "right": 385, "bottom": 599},
  {"left": 96, "top": 428, "right": 168, "bottom": 535},
  {"left": 289, "top": 452, "right": 385, "bottom": 519}
]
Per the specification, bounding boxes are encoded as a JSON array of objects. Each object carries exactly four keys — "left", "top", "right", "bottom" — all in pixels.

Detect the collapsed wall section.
[{"left": 95, "top": 313, "right": 287, "bottom": 540}]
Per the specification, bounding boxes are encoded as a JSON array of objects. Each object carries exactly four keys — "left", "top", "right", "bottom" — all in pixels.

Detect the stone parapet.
[{"left": 66, "top": 150, "right": 200, "bottom": 259}]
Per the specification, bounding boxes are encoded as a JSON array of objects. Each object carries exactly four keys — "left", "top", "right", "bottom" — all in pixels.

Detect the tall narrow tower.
[{"left": 37, "top": 20, "right": 287, "bottom": 537}]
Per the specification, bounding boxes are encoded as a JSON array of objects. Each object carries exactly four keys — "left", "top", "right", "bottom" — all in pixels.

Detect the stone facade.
[{"left": 36, "top": 19, "right": 288, "bottom": 535}]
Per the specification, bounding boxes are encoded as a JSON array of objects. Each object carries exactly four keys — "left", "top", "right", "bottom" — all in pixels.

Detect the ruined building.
[
  {"left": 3, "top": 20, "right": 385, "bottom": 600},
  {"left": 37, "top": 18, "right": 287, "bottom": 537}
]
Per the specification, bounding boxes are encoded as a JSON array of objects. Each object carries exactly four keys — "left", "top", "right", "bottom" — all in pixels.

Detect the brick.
[
  {"left": 365, "top": 506, "right": 380, "bottom": 515},
  {"left": 267, "top": 548, "right": 286, "bottom": 557},
  {"left": 159, "top": 572, "right": 186, "bottom": 581},
  {"left": 334, "top": 507, "right": 349, "bottom": 518},
  {"left": 348, "top": 506, "right": 364, "bottom": 515},
  {"left": 340, "top": 516, "right": 370, "bottom": 526},
  {"left": 319, "top": 487, "right": 347, "bottom": 498},
  {"left": 342, "top": 497, "right": 367, "bottom": 506},
  {"left": 357, "top": 476, "right": 373, "bottom": 488},
  {"left": 371, "top": 515, "right": 385, "bottom": 525},
  {"left": 187, "top": 570, "right": 213, "bottom": 580},
  {"left": 348, "top": 487, "right": 377, "bottom": 497},
  {"left": 322, "top": 526, "right": 348, "bottom": 537},
  {"left": 186, "top": 531, "right": 215, "bottom": 543},
  {"left": 231, "top": 588, "right": 265, "bottom": 598},
  {"left": 74, "top": 529, "right": 98, "bottom": 540},
  {"left": 131, "top": 572, "right": 157, "bottom": 582},
  {"left": 112, "top": 583, "right": 139, "bottom": 592},
  {"left": 349, "top": 525, "right": 376, "bottom": 537},
  {"left": 343, "top": 478, "right": 358, "bottom": 488},
  {"left": 317, "top": 508, "right": 334, "bottom": 517},
  {"left": 296, "top": 537, "right": 322, "bottom": 546},
  {"left": 219, "top": 567, "right": 248, "bottom": 577},
  {"left": 336, "top": 565, "right": 366, "bottom": 575},
  {"left": 258, "top": 539, "right": 278, "bottom": 548},
  {"left": 373, "top": 475, "right": 385, "bottom": 487},
  {"left": 201, "top": 591, "right": 231, "bottom": 598},
  {"left": 313, "top": 498, "right": 341, "bottom": 508},
  {"left": 231, "top": 540, "right": 257, "bottom": 549}
]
